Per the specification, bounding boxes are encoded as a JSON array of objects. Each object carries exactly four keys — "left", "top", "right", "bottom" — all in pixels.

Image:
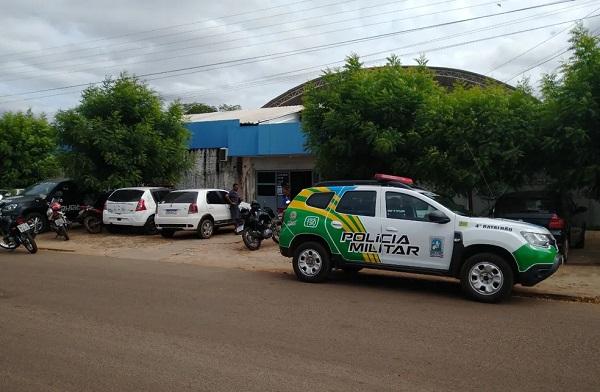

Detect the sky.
[{"left": 0, "top": 0, "right": 599, "bottom": 116}]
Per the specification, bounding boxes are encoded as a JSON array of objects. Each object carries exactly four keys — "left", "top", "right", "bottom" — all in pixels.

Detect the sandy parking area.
[{"left": 36, "top": 226, "right": 291, "bottom": 273}]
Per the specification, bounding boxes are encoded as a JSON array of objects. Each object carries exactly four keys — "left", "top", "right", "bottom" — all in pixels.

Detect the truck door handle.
[
  {"left": 331, "top": 221, "right": 343, "bottom": 229},
  {"left": 385, "top": 227, "right": 398, "bottom": 232}
]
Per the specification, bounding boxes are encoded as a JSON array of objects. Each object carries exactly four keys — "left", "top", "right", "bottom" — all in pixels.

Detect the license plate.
[
  {"left": 165, "top": 209, "right": 177, "bottom": 215},
  {"left": 55, "top": 218, "right": 65, "bottom": 226},
  {"left": 17, "top": 223, "right": 30, "bottom": 233}
]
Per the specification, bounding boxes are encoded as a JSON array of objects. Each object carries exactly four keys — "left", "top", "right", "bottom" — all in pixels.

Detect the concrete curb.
[{"left": 514, "top": 288, "right": 600, "bottom": 304}]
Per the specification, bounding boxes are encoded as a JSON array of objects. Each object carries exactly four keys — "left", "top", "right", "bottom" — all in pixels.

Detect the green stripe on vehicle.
[{"left": 512, "top": 244, "right": 558, "bottom": 272}]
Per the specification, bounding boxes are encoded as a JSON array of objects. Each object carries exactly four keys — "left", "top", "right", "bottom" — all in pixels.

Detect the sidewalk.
[{"left": 31, "top": 227, "right": 600, "bottom": 303}]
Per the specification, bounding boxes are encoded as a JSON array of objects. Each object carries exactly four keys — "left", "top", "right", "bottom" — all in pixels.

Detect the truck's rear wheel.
[
  {"left": 292, "top": 242, "right": 331, "bottom": 283},
  {"left": 460, "top": 253, "right": 513, "bottom": 303}
]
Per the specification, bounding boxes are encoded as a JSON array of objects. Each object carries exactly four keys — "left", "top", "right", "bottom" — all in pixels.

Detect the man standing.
[{"left": 225, "top": 183, "right": 242, "bottom": 233}]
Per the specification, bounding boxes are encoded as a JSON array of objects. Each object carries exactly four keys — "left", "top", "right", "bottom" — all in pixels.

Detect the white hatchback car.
[
  {"left": 155, "top": 189, "right": 238, "bottom": 239},
  {"left": 103, "top": 187, "right": 170, "bottom": 234}
]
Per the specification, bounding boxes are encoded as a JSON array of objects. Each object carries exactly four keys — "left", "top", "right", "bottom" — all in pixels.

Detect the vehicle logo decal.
[
  {"left": 304, "top": 216, "right": 319, "bottom": 228},
  {"left": 289, "top": 211, "right": 297, "bottom": 220},
  {"left": 340, "top": 232, "right": 419, "bottom": 256},
  {"left": 474, "top": 223, "right": 513, "bottom": 232},
  {"left": 458, "top": 221, "right": 468, "bottom": 227},
  {"left": 430, "top": 237, "right": 444, "bottom": 258}
]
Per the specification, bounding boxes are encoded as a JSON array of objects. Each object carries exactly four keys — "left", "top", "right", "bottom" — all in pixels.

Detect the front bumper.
[{"left": 518, "top": 254, "right": 561, "bottom": 286}]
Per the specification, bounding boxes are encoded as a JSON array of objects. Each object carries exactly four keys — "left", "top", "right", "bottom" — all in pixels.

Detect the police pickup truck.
[{"left": 279, "top": 175, "right": 560, "bottom": 303}]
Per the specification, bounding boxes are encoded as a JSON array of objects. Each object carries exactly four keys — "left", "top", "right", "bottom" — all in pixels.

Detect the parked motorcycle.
[
  {"left": 0, "top": 212, "right": 38, "bottom": 253},
  {"left": 239, "top": 201, "right": 279, "bottom": 250},
  {"left": 77, "top": 190, "right": 112, "bottom": 234},
  {"left": 46, "top": 198, "right": 70, "bottom": 240}
]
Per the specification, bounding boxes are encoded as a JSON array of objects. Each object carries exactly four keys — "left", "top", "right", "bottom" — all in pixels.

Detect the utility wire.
[{"left": 0, "top": 0, "right": 577, "bottom": 100}]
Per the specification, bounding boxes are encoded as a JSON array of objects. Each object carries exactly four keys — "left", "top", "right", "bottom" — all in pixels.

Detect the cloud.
[{"left": 0, "top": 0, "right": 598, "bottom": 114}]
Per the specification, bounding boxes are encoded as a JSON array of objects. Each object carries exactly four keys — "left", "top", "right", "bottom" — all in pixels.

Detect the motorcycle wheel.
[
  {"left": 0, "top": 236, "right": 18, "bottom": 250},
  {"left": 242, "top": 229, "right": 262, "bottom": 251},
  {"left": 59, "top": 226, "right": 70, "bottom": 241},
  {"left": 271, "top": 222, "right": 281, "bottom": 244},
  {"left": 83, "top": 215, "right": 102, "bottom": 234},
  {"left": 21, "top": 233, "right": 38, "bottom": 254}
]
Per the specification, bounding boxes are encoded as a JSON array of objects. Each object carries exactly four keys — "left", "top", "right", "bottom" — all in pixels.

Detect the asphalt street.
[{"left": 1, "top": 250, "right": 599, "bottom": 391}]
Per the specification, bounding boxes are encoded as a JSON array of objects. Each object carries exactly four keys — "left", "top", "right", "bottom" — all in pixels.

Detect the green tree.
[
  {"left": 54, "top": 73, "right": 192, "bottom": 191},
  {"left": 0, "top": 110, "right": 60, "bottom": 188},
  {"left": 539, "top": 26, "right": 600, "bottom": 198},
  {"left": 218, "top": 104, "right": 242, "bottom": 112},
  {"left": 417, "top": 84, "right": 541, "bottom": 211},
  {"left": 302, "top": 54, "right": 443, "bottom": 179},
  {"left": 182, "top": 102, "right": 217, "bottom": 114}
]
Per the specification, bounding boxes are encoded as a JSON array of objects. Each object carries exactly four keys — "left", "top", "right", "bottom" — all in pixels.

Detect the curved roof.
[{"left": 263, "top": 65, "right": 513, "bottom": 108}]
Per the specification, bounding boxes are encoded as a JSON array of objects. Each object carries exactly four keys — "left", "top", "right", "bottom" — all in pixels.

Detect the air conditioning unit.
[{"left": 218, "top": 148, "right": 229, "bottom": 162}]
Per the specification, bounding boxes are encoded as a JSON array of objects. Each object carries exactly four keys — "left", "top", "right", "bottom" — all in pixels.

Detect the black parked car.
[
  {"left": 492, "top": 191, "right": 587, "bottom": 262},
  {"left": 0, "top": 179, "right": 85, "bottom": 233}
]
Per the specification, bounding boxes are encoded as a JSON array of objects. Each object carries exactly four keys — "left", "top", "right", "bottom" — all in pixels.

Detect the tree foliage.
[
  {"left": 540, "top": 25, "right": 600, "bottom": 197},
  {"left": 302, "top": 54, "right": 442, "bottom": 179},
  {"left": 54, "top": 74, "right": 192, "bottom": 191},
  {"left": 0, "top": 110, "right": 60, "bottom": 188},
  {"left": 182, "top": 102, "right": 218, "bottom": 114}
]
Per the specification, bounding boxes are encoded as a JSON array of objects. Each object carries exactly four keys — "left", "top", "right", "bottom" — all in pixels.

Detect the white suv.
[
  {"left": 155, "top": 189, "right": 235, "bottom": 239},
  {"left": 103, "top": 187, "right": 170, "bottom": 234}
]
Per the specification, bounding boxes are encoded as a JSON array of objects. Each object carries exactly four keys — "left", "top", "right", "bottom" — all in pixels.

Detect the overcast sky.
[{"left": 0, "top": 0, "right": 599, "bottom": 116}]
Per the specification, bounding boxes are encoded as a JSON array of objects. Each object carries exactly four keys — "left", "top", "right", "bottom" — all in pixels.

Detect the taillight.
[
  {"left": 549, "top": 214, "right": 565, "bottom": 229},
  {"left": 16, "top": 216, "right": 25, "bottom": 224},
  {"left": 135, "top": 199, "right": 147, "bottom": 211},
  {"left": 188, "top": 202, "right": 198, "bottom": 214}
]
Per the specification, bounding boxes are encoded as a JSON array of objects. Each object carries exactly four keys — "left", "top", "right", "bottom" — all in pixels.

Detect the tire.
[
  {"left": 271, "top": 222, "right": 281, "bottom": 244},
  {"left": 341, "top": 265, "right": 363, "bottom": 273},
  {"left": 143, "top": 215, "right": 158, "bottom": 235},
  {"left": 83, "top": 215, "right": 102, "bottom": 234},
  {"left": 160, "top": 229, "right": 175, "bottom": 238},
  {"left": 197, "top": 218, "right": 214, "bottom": 239},
  {"left": 460, "top": 253, "right": 514, "bottom": 303},
  {"left": 572, "top": 226, "right": 586, "bottom": 249},
  {"left": 0, "top": 236, "right": 17, "bottom": 250},
  {"left": 59, "top": 226, "right": 70, "bottom": 241},
  {"left": 25, "top": 212, "right": 46, "bottom": 234},
  {"left": 21, "top": 233, "right": 38, "bottom": 254},
  {"left": 292, "top": 241, "right": 331, "bottom": 283},
  {"left": 561, "top": 238, "right": 569, "bottom": 264},
  {"left": 242, "top": 229, "right": 261, "bottom": 250}
]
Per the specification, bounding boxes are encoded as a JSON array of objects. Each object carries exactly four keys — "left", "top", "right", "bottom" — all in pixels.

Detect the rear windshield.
[
  {"left": 495, "top": 195, "right": 558, "bottom": 214},
  {"left": 161, "top": 191, "right": 198, "bottom": 204},
  {"left": 108, "top": 189, "right": 144, "bottom": 202}
]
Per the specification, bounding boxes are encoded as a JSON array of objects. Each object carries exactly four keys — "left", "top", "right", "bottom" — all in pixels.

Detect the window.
[
  {"left": 162, "top": 191, "right": 198, "bottom": 204},
  {"left": 206, "top": 191, "right": 224, "bottom": 204},
  {"left": 306, "top": 192, "right": 333, "bottom": 209},
  {"left": 218, "top": 191, "right": 230, "bottom": 204},
  {"left": 108, "top": 189, "right": 144, "bottom": 202},
  {"left": 386, "top": 192, "right": 438, "bottom": 221},
  {"left": 336, "top": 191, "right": 376, "bottom": 217},
  {"left": 152, "top": 190, "right": 170, "bottom": 202}
]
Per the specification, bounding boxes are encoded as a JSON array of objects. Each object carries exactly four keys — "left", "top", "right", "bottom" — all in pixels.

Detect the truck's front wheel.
[{"left": 460, "top": 253, "right": 514, "bottom": 303}]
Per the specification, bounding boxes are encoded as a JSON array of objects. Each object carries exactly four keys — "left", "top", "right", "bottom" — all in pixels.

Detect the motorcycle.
[
  {"left": 0, "top": 212, "right": 38, "bottom": 253},
  {"left": 78, "top": 205, "right": 103, "bottom": 234},
  {"left": 46, "top": 198, "right": 70, "bottom": 240},
  {"left": 239, "top": 201, "right": 279, "bottom": 251}
]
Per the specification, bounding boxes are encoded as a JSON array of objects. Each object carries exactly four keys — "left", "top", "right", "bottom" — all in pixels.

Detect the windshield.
[
  {"left": 419, "top": 191, "right": 470, "bottom": 216},
  {"left": 23, "top": 181, "right": 58, "bottom": 197}
]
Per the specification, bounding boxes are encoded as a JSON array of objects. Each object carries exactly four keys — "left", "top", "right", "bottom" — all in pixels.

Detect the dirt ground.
[{"left": 36, "top": 226, "right": 291, "bottom": 273}]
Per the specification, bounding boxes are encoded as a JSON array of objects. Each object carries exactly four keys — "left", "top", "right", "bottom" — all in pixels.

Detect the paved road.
[{"left": 1, "top": 251, "right": 599, "bottom": 391}]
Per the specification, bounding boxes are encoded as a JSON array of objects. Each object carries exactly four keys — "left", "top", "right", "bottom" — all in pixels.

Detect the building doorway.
[{"left": 256, "top": 170, "right": 313, "bottom": 212}]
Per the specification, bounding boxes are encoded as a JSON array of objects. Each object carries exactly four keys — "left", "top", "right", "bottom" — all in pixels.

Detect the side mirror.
[
  {"left": 426, "top": 210, "right": 451, "bottom": 224},
  {"left": 574, "top": 206, "right": 587, "bottom": 214}
]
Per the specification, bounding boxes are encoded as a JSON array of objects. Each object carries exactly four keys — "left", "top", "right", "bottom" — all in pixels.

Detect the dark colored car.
[
  {"left": 0, "top": 179, "right": 85, "bottom": 233},
  {"left": 492, "top": 191, "right": 587, "bottom": 262}
]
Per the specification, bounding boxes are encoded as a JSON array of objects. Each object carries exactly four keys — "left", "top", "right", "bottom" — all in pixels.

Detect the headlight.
[
  {"left": 2, "top": 203, "right": 18, "bottom": 212},
  {"left": 521, "top": 231, "right": 552, "bottom": 248}
]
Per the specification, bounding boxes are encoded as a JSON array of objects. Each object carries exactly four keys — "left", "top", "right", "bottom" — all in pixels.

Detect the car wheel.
[
  {"left": 292, "top": 242, "right": 331, "bottom": 283},
  {"left": 160, "top": 229, "right": 175, "bottom": 238},
  {"left": 460, "top": 253, "right": 514, "bottom": 303},
  {"left": 198, "top": 218, "right": 214, "bottom": 239},
  {"left": 341, "top": 265, "right": 363, "bottom": 273},
  {"left": 143, "top": 215, "right": 158, "bottom": 235},
  {"left": 25, "top": 212, "right": 46, "bottom": 234},
  {"left": 572, "top": 226, "right": 586, "bottom": 249}
]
